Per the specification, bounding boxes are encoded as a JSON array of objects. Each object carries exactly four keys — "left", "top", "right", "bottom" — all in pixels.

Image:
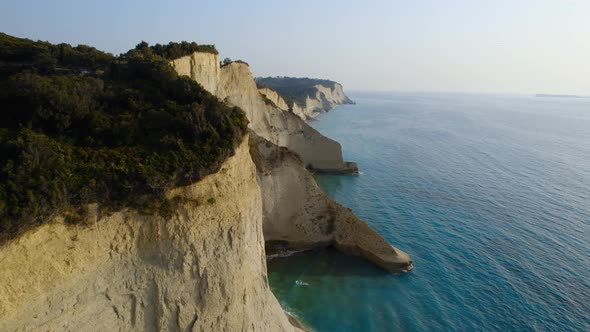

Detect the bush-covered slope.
[{"left": 0, "top": 33, "right": 248, "bottom": 238}]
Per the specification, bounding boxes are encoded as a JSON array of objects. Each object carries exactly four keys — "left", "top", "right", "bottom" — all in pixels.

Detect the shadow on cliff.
[{"left": 266, "top": 247, "right": 405, "bottom": 278}]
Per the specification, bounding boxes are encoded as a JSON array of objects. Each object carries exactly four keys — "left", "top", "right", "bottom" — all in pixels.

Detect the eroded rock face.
[
  {"left": 170, "top": 52, "right": 220, "bottom": 95},
  {"left": 249, "top": 133, "right": 413, "bottom": 273},
  {"left": 220, "top": 63, "right": 355, "bottom": 172},
  {"left": 0, "top": 138, "right": 300, "bottom": 332},
  {"left": 172, "top": 54, "right": 353, "bottom": 173},
  {"left": 316, "top": 83, "right": 353, "bottom": 106},
  {"left": 287, "top": 83, "right": 354, "bottom": 121},
  {"left": 258, "top": 87, "right": 289, "bottom": 111},
  {"left": 171, "top": 53, "right": 410, "bottom": 273}
]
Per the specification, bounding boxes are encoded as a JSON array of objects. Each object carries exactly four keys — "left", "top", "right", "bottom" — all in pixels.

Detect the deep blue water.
[{"left": 267, "top": 92, "right": 590, "bottom": 332}]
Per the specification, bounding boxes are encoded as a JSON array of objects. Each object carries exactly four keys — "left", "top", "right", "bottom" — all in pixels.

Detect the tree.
[{"left": 135, "top": 41, "right": 149, "bottom": 50}]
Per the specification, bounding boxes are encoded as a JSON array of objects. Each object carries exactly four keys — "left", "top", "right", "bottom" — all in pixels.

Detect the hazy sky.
[{"left": 1, "top": 0, "right": 589, "bottom": 94}]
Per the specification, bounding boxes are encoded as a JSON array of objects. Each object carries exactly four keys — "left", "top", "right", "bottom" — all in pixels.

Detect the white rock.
[{"left": 0, "top": 138, "right": 302, "bottom": 331}]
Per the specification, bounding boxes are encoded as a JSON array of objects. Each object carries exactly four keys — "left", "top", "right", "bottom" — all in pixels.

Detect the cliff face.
[
  {"left": 173, "top": 52, "right": 410, "bottom": 273},
  {"left": 249, "top": 134, "right": 413, "bottom": 272},
  {"left": 258, "top": 87, "right": 289, "bottom": 111},
  {"left": 0, "top": 44, "right": 409, "bottom": 332},
  {"left": 170, "top": 52, "right": 220, "bottom": 95},
  {"left": 317, "top": 83, "right": 353, "bottom": 105},
  {"left": 173, "top": 54, "right": 355, "bottom": 173},
  {"left": 0, "top": 138, "right": 300, "bottom": 331},
  {"left": 261, "top": 82, "right": 353, "bottom": 121},
  {"left": 294, "top": 83, "right": 353, "bottom": 120},
  {"left": 219, "top": 63, "right": 357, "bottom": 172}
]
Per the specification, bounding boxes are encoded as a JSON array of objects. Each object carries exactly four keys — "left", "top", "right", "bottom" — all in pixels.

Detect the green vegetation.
[
  {"left": 220, "top": 57, "right": 249, "bottom": 68},
  {"left": 0, "top": 33, "right": 248, "bottom": 238},
  {"left": 255, "top": 76, "right": 337, "bottom": 106},
  {"left": 147, "top": 40, "right": 217, "bottom": 58}
]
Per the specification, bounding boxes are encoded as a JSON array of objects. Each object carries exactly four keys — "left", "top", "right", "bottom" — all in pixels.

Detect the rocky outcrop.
[
  {"left": 0, "top": 46, "right": 408, "bottom": 332},
  {"left": 294, "top": 83, "right": 354, "bottom": 120},
  {"left": 170, "top": 52, "right": 220, "bottom": 95},
  {"left": 172, "top": 53, "right": 356, "bottom": 173},
  {"left": 171, "top": 52, "right": 410, "bottom": 273},
  {"left": 267, "top": 83, "right": 353, "bottom": 121},
  {"left": 219, "top": 63, "right": 357, "bottom": 173},
  {"left": 316, "top": 83, "right": 353, "bottom": 105},
  {"left": 249, "top": 133, "right": 413, "bottom": 272},
  {"left": 258, "top": 87, "right": 289, "bottom": 111},
  {"left": 0, "top": 138, "right": 302, "bottom": 332}
]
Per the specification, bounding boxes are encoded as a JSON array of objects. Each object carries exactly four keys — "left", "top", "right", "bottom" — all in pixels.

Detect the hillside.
[{"left": 0, "top": 33, "right": 247, "bottom": 239}]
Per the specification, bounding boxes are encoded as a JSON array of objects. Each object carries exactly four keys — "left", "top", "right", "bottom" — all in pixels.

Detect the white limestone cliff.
[
  {"left": 219, "top": 62, "right": 357, "bottom": 172},
  {"left": 0, "top": 49, "right": 409, "bottom": 332},
  {"left": 264, "top": 83, "right": 354, "bottom": 121},
  {"left": 258, "top": 87, "right": 289, "bottom": 111},
  {"left": 0, "top": 138, "right": 303, "bottom": 332},
  {"left": 170, "top": 52, "right": 220, "bottom": 95},
  {"left": 249, "top": 134, "right": 413, "bottom": 272},
  {"left": 315, "top": 83, "right": 353, "bottom": 106},
  {"left": 172, "top": 54, "right": 356, "bottom": 173},
  {"left": 173, "top": 52, "right": 410, "bottom": 272}
]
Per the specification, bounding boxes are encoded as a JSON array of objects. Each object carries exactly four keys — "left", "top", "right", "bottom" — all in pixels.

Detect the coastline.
[
  {"left": 271, "top": 92, "right": 590, "bottom": 331},
  {"left": 0, "top": 36, "right": 413, "bottom": 331}
]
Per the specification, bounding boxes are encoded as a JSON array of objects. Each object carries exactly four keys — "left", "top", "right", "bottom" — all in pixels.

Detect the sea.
[{"left": 266, "top": 92, "right": 590, "bottom": 332}]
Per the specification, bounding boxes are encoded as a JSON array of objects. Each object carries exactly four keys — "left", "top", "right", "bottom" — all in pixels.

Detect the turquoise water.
[{"left": 267, "top": 92, "right": 590, "bottom": 332}]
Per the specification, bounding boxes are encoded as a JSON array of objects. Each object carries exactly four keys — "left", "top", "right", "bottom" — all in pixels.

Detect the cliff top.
[
  {"left": 0, "top": 33, "right": 246, "bottom": 240},
  {"left": 221, "top": 58, "right": 249, "bottom": 67},
  {"left": 148, "top": 40, "right": 218, "bottom": 58}
]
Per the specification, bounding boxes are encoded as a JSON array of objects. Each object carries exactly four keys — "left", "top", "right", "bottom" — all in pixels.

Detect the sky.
[{"left": 1, "top": 0, "right": 589, "bottom": 95}]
